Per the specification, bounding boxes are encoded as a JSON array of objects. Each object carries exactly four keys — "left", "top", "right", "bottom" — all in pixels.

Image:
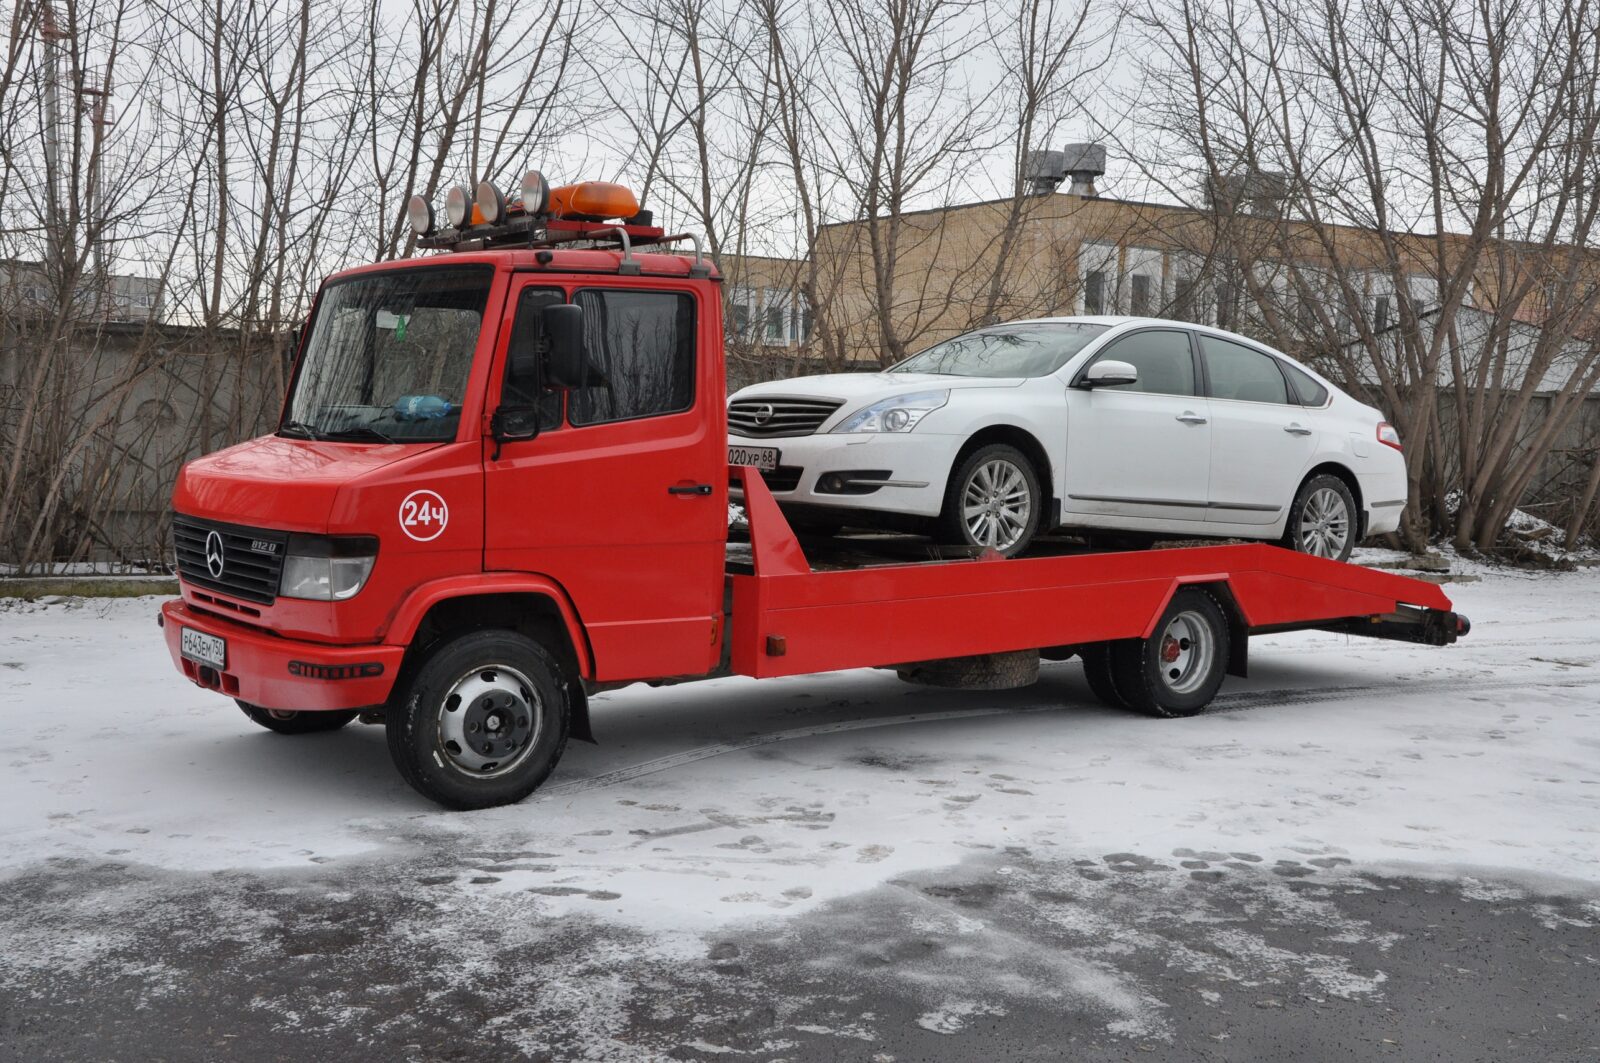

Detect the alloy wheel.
[
  {"left": 961, "top": 459, "right": 1032, "bottom": 550},
  {"left": 1298, "top": 486, "right": 1350, "bottom": 559}
]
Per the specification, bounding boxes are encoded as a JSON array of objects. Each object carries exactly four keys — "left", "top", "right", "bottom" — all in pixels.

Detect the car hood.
[
  {"left": 731, "top": 372, "right": 1025, "bottom": 407},
  {"left": 173, "top": 435, "right": 442, "bottom": 531}
]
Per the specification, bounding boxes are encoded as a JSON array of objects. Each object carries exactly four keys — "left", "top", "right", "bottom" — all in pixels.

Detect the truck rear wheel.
[
  {"left": 1111, "top": 588, "right": 1229, "bottom": 718},
  {"left": 1080, "top": 643, "right": 1129, "bottom": 708},
  {"left": 386, "top": 629, "right": 571, "bottom": 810},
  {"left": 236, "top": 701, "right": 358, "bottom": 734}
]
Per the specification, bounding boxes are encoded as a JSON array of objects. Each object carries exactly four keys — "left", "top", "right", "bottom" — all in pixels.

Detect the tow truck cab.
[{"left": 161, "top": 172, "right": 1468, "bottom": 810}]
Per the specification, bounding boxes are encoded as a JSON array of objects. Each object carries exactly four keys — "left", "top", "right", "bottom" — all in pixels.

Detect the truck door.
[{"left": 484, "top": 279, "right": 727, "bottom": 681}]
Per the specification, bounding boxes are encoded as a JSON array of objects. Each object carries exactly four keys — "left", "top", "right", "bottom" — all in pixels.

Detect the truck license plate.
[
  {"left": 728, "top": 445, "right": 779, "bottom": 472},
  {"left": 181, "top": 627, "right": 226, "bottom": 669}
]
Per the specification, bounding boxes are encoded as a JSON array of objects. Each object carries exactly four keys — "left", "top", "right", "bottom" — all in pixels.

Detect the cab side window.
[
  {"left": 569, "top": 289, "right": 695, "bottom": 426},
  {"left": 1090, "top": 329, "right": 1196, "bottom": 396},
  {"left": 504, "top": 286, "right": 565, "bottom": 430},
  {"left": 1200, "top": 335, "right": 1293, "bottom": 404}
]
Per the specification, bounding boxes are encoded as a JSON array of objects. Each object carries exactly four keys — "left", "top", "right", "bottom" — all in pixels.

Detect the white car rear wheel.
[
  {"left": 1283, "top": 473, "right": 1357, "bottom": 562},
  {"left": 938, "top": 443, "right": 1042, "bottom": 557}
]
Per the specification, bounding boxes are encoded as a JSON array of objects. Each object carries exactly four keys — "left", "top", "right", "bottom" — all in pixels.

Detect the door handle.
[
  {"left": 1283, "top": 423, "right": 1313, "bottom": 436},
  {"left": 668, "top": 483, "right": 713, "bottom": 496},
  {"left": 1175, "top": 412, "right": 1208, "bottom": 425}
]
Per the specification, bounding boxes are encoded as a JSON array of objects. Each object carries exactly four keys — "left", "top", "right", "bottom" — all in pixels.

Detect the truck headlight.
[
  {"left": 831, "top": 390, "right": 949, "bottom": 433},
  {"left": 279, "top": 535, "right": 379, "bottom": 601}
]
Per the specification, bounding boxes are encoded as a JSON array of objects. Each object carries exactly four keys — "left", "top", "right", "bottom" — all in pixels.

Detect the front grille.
[
  {"left": 172, "top": 514, "right": 288, "bottom": 605},
  {"left": 728, "top": 397, "right": 844, "bottom": 438},
  {"left": 761, "top": 465, "right": 804, "bottom": 492}
]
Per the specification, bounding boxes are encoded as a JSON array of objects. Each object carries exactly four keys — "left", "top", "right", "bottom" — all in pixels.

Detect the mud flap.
[{"left": 568, "top": 678, "right": 596, "bottom": 743}]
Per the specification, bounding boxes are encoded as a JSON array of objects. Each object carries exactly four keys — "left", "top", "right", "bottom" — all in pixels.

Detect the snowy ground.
[{"left": 3, "top": 563, "right": 1600, "bottom": 1060}]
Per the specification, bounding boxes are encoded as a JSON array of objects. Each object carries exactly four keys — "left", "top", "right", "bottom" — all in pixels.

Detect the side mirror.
[
  {"left": 542, "top": 303, "right": 587, "bottom": 389},
  {"left": 491, "top": 406, "right": 541, "bottom": 443},
  {"left": 1081, "top": 359, "right": 1139, "bottom": 388}
]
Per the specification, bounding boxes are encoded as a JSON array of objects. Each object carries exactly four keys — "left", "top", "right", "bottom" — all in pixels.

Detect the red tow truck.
[{"left": 160, "top": 172, "right": 1470, "bottom": 809}]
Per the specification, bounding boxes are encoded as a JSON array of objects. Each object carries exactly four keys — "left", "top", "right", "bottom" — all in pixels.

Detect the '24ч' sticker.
[{"left": 399, "top": 489, "right": 448, "bottom": 542}]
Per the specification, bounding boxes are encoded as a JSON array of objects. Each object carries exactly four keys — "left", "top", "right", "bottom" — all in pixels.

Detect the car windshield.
[
  {"left": 281, "top": 265, "right": 492, "bottom": 443},
  {"left": 888, "top": 322, "right": 1110, "bottom": 378}
]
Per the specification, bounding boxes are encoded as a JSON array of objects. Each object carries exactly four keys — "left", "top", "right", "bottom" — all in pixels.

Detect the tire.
[
  {"left": 937, "top": 443, "right": 1043, "bottom": 558},
  {"left": 1110, "top": 587, "right": 1230, "bottom": 718},
  {"left": 1282, "top": 473, "right": 1357, "bottom": 562},
  {"left": 236, "top": 701, "right": 358, "bottom": 734},
  {"left": 1080, "top": 642, "right": 1130, "bottom": 708},
  {"left": 385, "top": 629, "right": 572, "bottom": 810},
  {"left": 897, "top": 650, "right": 1039, "bottom": 690}
]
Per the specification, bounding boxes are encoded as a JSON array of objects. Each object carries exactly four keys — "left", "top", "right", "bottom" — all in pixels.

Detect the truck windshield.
[
  {"left": 281, "top": 266, "right": 493, "bottom": 443},
  {"left": 889, "top": 322, "right": 1109, "bottom": 378}
]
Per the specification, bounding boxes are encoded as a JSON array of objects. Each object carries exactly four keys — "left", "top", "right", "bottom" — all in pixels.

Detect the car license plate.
[
  {"left": 180, "top": 627, "right": 226, "bottom": 669},
  {"left": 728, "top": 445, "right": 780, "bottom": 472}
]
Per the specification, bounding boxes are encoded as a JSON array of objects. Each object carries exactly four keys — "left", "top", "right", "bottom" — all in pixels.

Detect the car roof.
[{"left": 998, "top": 315, "right": 1294, "bottom": 352}]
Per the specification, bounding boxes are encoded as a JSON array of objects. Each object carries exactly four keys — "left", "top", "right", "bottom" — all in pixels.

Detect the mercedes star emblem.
[{"left": 204, "top": 530, "right": 226, "bottom": 579}]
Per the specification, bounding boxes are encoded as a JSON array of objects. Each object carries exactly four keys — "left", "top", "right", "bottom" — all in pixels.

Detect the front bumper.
[
  {"left": 730, "top": 431, "right": 964, "bottom": 518},
  {"left": 161, "top": 599, "right": 404, "bottom": 711}
]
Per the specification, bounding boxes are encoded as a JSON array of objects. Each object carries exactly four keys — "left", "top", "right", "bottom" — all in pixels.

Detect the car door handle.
[
  {"left": 668, "top": 483, "right": 713, "bottom": 496},
  {"left": 1175, "top": 412, "right": 1208, "bottom": 425},
  {"left": 1283, "top": 423, "right": 1313, "bottom": 436}
]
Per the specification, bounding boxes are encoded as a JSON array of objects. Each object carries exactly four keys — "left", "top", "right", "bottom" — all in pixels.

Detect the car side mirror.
[
  {"left": 1081, "top": 359, "right": 1139, "bottom": 388},
  {"left": 491, "top": 405, "right": 541, "bottom": 444},
  {"left": 542, "top": 303, "right": 587, "bottom": 389}
]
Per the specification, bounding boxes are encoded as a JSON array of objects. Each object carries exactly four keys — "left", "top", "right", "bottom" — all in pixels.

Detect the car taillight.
[{"left": 1377, "top": 422, "right": 1402, "bottom": 451}]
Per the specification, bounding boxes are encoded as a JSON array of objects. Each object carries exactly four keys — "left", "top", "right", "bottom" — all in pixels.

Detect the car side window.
[
  {"left": 569, "top": 289, "right": 696, "bottom": 426},
  {"left": 1279, "top": 360, "right": 1330, "bottom": 406},
  {"left": 503, "top": 286, "right": 565, "bottom": 430},
  {"left": 1200, "top": 335, "right": 1293, "bottom": 404},
  {"left": 1091, "top": 330, "right": 1196, "bottom": 396}
]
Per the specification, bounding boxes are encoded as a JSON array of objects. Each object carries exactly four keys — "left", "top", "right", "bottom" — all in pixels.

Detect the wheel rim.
[
  {"left": 1157, "top": 610, "right": 1213, "bottom": 695},
  {"left": 1298, "top": 486, "right": 1350, "bottom": 559},
  {"left": 436, "top": 664, "right": 542, "bottom": 778},
  {"left": 961, "top": 458, "right": 1032, "bottom": 550}
]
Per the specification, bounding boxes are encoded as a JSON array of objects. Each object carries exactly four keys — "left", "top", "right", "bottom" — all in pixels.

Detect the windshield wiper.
[
  {"left": 320, "top": 425, "right": 397, "bottom": 443},
  {"left": 278, "top": 420, "right": 322, "bottom": 440}
]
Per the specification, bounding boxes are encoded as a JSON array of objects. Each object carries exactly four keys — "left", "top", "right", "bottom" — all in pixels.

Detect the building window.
[
  {"left": 731, "top": 301, "right": 750, "bottom": 338},
  {"left": 800, "top": 307, "right": 813, "bottom": 343},
  {"left": 1084, "top": 270, "right": 1106, "bottom": 315},
  {"left": 1373, "top": 294, "right": 1391, "bottom": 332},
  {"left": 1130, "top": 273, "right": 1152, "bottom": 316},
  {"left": 765, "top": 304, "right": 785, "bottom": 343},
  {"left": 1172, "top": 276, "right": 1195, "bottom": 320}
]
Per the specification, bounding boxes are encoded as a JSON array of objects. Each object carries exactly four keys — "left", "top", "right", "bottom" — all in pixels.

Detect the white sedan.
[{"left": 727, "top": 317, "right": 1407, "bottom": 561}]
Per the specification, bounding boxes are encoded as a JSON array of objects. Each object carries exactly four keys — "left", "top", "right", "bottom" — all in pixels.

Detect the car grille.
[
  {"left": 172, "top": 514, "right": 288, "bottom": 605},
  {"left": 761, "top": 465, "right": 804, "bottom": 492},
  {"left": 728, "top": 397, "right": 843, "bottom": 438}
]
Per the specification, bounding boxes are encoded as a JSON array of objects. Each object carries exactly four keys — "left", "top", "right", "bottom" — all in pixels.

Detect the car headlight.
[
  {"left": 831, "top": 390, "right": 949, "bottom": 433},
  {"left": 279, "top": 534, "right": 379, "bottom": 601}
]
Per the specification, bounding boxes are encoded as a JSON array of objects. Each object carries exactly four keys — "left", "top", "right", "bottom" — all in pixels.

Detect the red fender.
[{"left": 385, "top": 573, "right": 595, "bottom": 678}]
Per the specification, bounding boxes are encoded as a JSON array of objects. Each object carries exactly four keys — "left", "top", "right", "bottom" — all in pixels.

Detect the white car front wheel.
[{"left": 938, "top": 443, "right": 1042, "bottom": 557}]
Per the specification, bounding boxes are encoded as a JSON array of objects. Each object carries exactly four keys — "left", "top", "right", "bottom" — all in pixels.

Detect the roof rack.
[
  {"left": 419, "top": 215, "right": 663, "bottom": 252},
  {"left": 420, "top": 217, "right": 711, "bottom": 277}
]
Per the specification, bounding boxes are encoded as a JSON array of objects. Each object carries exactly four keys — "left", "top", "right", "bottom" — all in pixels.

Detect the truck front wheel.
[
  {"left": 236, "top": 701, "right": 358, "bottom": 734},
  {"left": 386, "top": 630, "right": 572, "bottom": 810}
]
